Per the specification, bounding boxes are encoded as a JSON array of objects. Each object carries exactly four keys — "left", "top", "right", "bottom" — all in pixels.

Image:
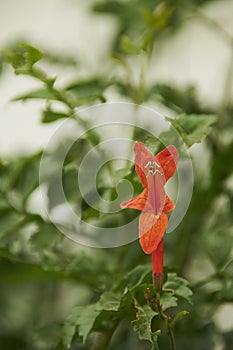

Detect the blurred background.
[
  {"left": 0, "top": 0, "right": 233, "bottom": 349},
  {"left": 1, "top": 0, "right": 233, "bottom": 156}
]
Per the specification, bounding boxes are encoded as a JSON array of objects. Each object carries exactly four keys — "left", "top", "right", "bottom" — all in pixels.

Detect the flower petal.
[
  {"left": 120, "top": 189, "right": 148, "bottom": 211},
  {"left": 139, "top": 212, "right": 168, "bottom": 254},
  {"left": 155, "top": 145, "right": 178, "bottom": 182},
  {"left": 134, "top": 142, "right": 153, "bottom": 188},
  {"left": 163, "top": 195, "right": 175, "bottom": 213},
  {"left": 147, "top": 171, "right": 166, "bottom": 215}
]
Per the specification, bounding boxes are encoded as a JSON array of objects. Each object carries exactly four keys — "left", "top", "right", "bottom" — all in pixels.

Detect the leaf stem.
[
  {"left": 145, "top": 288, "right": 177, "bottom": 350},
  {"left": 155, "top": 292, "right": 177, "bottom": 350}
]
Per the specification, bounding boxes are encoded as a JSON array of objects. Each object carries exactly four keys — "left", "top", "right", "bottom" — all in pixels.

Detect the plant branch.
[
  {"left": 145, "top": 288, "right": 176, "bottom": 350},
  {"left": 155, "top": 292, "right": 176, "bottom": 350}
]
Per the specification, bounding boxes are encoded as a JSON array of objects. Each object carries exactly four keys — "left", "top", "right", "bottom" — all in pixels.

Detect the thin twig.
[{"left": 155, "top": 292, "right": 177, "bottom": 350}]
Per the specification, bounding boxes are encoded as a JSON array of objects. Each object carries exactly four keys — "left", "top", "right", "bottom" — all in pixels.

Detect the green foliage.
[
  {"left": 163, "top": 273, "right": 193, "bottom": 303},
  {"left": 120, "top": 35, "right": 142, "bottom": 55},
  {"left": 5, "top": 42, "right": 43, "bottom": 75},
  {"left": 12, "top": 88, "right": 59, "bottom": 102},
  {"left": 42, "top": 110, "right": 71, "bottom": 123},
  {"left": 63, "top": 304, "right": 101, "bottom": 347},
  {"left": 0, "top": 0, "right": 233, "bottom": 349},
  {"left": 132, "top": 300, "right": 160, "bottom": 350},
  {"left": 65, "top": 78, "right": 108, "bottom": 103},
  {"left": 29, "top": 222, "right": 61, "bottom": 251},
  {"left": 145, "top": 84, "right": 211, "bottom": 114},
  {"left": 167, "top": 114, "right": 217, "bottom": 147},
  {"left": 95, "top": 292, "right": 121, "bottom": 311},
  {"left": 61, "top": 269, "right": 191, "bottom": 349}
]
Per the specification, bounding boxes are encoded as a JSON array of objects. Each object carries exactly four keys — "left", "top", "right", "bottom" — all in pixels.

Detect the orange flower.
[{"left": 121, "top": 142, "right": 178, "bottom": 289}]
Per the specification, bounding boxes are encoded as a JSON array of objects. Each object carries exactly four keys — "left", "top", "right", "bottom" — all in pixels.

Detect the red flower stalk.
[{"left": 120, "top": 142, "right": 178, "bottom": 290}]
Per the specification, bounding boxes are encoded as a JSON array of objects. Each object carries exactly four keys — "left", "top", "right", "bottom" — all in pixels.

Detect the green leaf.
[
  {"left": 95, "top": 292, "right": 121, "bottom": 311},
  {"left": 93, "top": 1, "right": 127, "bottom": 15},
  {"left": 132, "top": 299, "right": 159, "bottom": 350},
  {"left": 42, "top": 110, "right": 71, "bottom": 123},
  {"left": 0, "top": 153, "right": 41, "bottom": 206},
  {"left": 5, "top": 42, "right": 43, "bottom": 74},
  {"left": 63, "top": 304, "right": 100, "bottom": 347},
  {"left": 166, "top": 114, "right": 217, "bottom": 147},
  {"left": 175, "top": 284, "right": 193, "bottom": 303},
  {"left": 16, "top": 154, "right": 41, "bottom": 201},
  {"left": 93, "top": 1, "right": 154, "bottom": 53},
  {"left": 65, "top": 78, "right": 107, "bottom": 104},
  {"left": 142, "top": 5, "right": 174, "bottom": 31},
  {"left": 0, "top": 208, "right": 22, "bottom": 239},
  {"left": 120, "top": 35, "right": 141, "bottom": 55},
  {"left": 12, "top": 87, "right": 58, "bottom": 102},
  {"left": 146, "top": 84, "right": 206, "bottom": 114},
  {"left": 163, "top": 273, "right": 192, "bottom": 303},
  {"left": 116, "top": 264, "right": 151, "bottom": 292},
  {"left": 160, "top": 291, "right": 178, "bottom": 311},
  {"left": 29, "top": 222, "right": 60, "bottom": 251}
]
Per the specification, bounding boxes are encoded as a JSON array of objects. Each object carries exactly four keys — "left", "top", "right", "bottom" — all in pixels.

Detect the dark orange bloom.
[{"left": 121, "top": 142, "right": 178, "bottom": 289}]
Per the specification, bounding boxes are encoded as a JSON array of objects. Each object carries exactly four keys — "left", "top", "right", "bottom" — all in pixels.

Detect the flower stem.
[{"left": 152, "top": 240, "right": 164, "bottom": 290}]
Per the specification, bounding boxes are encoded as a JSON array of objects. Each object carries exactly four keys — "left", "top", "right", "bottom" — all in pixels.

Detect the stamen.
[
  {"left": 144, "top": 161, "right": 152, "bottom": 168},
  {"left": 144, "top": 161, "right": 162, "bottom": 177},
  {"left": 151, "top": 160, "right": 161, "bottom": 168}
]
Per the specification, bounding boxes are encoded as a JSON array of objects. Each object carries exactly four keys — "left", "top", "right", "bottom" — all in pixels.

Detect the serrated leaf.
[
  {"left": 166, "top": 114, "right": 217, "bottom": 147},
  {"left": 6, "top": 42, "right": 43, "bottom": 72},
  {"left": 175, "top": 285, "right": 193, "bottom": 303},
  {"left": 132, "top": 299, "right": 159, "bottom": 350},
  {"left": 63, "top": 304, "right": 100, "bottom": 347},
  {"left": 163, "top": 273, "right": 192, "bottom": 303},
  {"left": 42, "top": 110, "right": 71, "bottom": 123},
  {"left": 95, "top": 291, "right": 121, "bottom": 311},
  {"left": 160, "top": 291, "right": 178, "bottom": 310}
]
